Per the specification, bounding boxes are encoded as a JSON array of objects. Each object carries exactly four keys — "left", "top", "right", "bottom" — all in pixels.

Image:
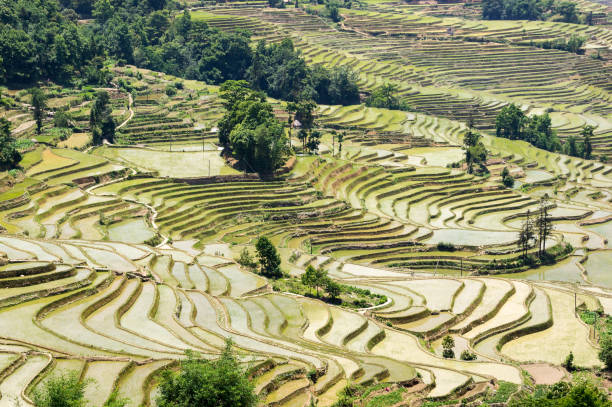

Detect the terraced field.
[{"left": 1, "top": 2, "right": 611, "bottom": 405}]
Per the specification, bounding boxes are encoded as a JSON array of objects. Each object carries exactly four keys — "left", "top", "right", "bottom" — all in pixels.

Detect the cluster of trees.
[
  {"left": 287, "top": 99, "right": 321, "bottom": 154},
  {"left": 564, "top": 125, "right": 593, "bottom": 159},
  {"left": 517, "top": 195, "right": 555, "bottom": 263},
  {"left": 365, "top": 83, "right": 411, "bottom": 111},
  {"left": 301, "top": 264, "right": 341, "bottom": 299},
  {"left": 217, "top": 81, "right": 288, "bottom": 175},
  {"left": 248, "top": 38, "right": 359, "bottom": 104},
  {"left": 482, "top": 0, "right": 582, "bottom": 23},
  {"left": 538, "top": 34, "right": 586, "bottom": 54},
  {"left": 90, "top": 91, "right": 116, "bottom": 145},
  {"left": 496, "top": 104, "right": 561, "bottom": 152}
]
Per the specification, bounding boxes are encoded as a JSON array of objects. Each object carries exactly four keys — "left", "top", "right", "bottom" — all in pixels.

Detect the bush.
[
  {"left": 599, "top": 334, "right": 612, "bottom": 370},
  {"left": 33, "top": 371, "right": 89, "bottom": 407},
  {"left": 460, "top": 350, "right": 477, "bottom": 360},
  {"left": 165, "top": 84, "right": 177, "bottom": 96},
  {"left": 563, "top": 351, "right": 574, "bottom": 371},
  {"left": 436, "top": 242, "right": 456, "bottom": 252},
  {"left": 236, "top": 247, "right": 257, "bottom": 269},
  {"left": 157, "top": 341, "right": 256, "bottom": 407}
]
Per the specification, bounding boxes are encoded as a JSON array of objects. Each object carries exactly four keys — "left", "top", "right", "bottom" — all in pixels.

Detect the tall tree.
[
  {"left": 536, "top": 195, "right": 553, "bottom": 257},
  {"left": 517, "top": 210, "right": 534, "bottom": 261},
  {"left": 0, "top": 119, "right": 21, "bottom": 171},
  {"left": 581, "top": 125, "right": 594, "bottom": 160},
  {"left": 30, "top": 88, "right": 47, "bottom": 135},
  {"left": 90, "top": 91, "right": 115, "bottom": 145},
  {"left": 255, "top": 236, "right": 282, "bottom": 278}
]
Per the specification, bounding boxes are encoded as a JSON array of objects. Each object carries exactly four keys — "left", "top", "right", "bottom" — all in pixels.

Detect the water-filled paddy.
[
  {"left": 99, "top": 147, "right": 239, "bottom": 177},
  {"left": 107, "top": 218, "right": 155, "bottom": 244},
  {"left": 523, "top": 169, "right": 554, "bottom": 183},
  {"left": 583, "top": 251, "right": 612, "bottom": 288},
  {"left": 425, "top": 229, "right": 516, "bottom": 246},
  {"left": 497, "top": 256, "right": 583, "bottom": 283},
  {"left": 584, "top": 220, "right": 612, "bottom": 248},
  {"left": 403, "top": 147, "right": 464, "bottom": 167}
]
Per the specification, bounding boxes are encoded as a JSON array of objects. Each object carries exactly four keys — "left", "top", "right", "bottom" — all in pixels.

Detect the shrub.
[
  {"left": 599, "top": 334, "right": 612, "bottom": 370},
  {"left": 460, "top": 350, "right": 477, "bottom": 361},
  {"left": 442, "top": 335, "right": 455, "bottom": 359},
  {"left": 563, "top": 351, "right": 574, "bottom": 371},
  {"left": 33, "top": 370, "right": 89, "bottom": 407},
  {"left": 236, "top": 247, "right": 257, "bottom": 269},
  {"left": 436, "top": 242, "right": 456, "bottom": 252},
  {"left": 157, "top": 341, "right": 256, "bottom": 407}
]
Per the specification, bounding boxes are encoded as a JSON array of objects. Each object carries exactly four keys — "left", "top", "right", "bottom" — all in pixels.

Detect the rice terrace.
[{"left": 0, "top": 0, "right": 611, "bottom": 405}]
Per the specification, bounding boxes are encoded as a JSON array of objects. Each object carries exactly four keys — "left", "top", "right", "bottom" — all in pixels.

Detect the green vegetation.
[
  {"left": 255, "top": 236, "right": 282, "bottom": 278},
  {"left": 218, "top": 81, "right": 288, "bottom": 174},
  {"left": 0, "top": 119, "right": 22, "bottom": 171},
  {"left": 509, "top": 379, "right": 610, "bottom": 406},
  {"left": 482, "top": 0, "right": 580, "bottom": 23},
  {"left": 157, "top": 341, "right": 257, "bottom": 407},
  {"left": 90, "top": 91, "right": 115, "bottom": 145},
  {"left": 365, "top": 84, "right": 411, "bottom": 111},
  {"left": 442, "top": 335, "right": 455, "bottom": 359},
  {"left": 496, "top": 104, "right": 560, "bottom": 153},
  {"left": 33, "top": 370, "right": 88, "bottom": 407}
]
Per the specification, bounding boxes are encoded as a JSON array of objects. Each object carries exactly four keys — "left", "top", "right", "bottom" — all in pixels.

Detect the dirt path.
[{"left": 116, "top": 93, "right": 134, "bottom": 130}]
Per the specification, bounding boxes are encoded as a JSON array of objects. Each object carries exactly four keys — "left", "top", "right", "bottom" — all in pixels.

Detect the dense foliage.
[
  {"left": 482, "top": 0, "right": 580, "bottom": 23},
  {"left": 508, "top": 379, "right": 611, "bottom": 407},
  {"left": 249, "top": 38, "right": 359, "bottom": 104},
  {"left": 0, "top": 119, "right": 21, "bottom": 171},
  {"left": 1, "top": 1, "right": 360, "bottom": 106},
  {"left": 564, "top": 125, "right": 593, "bottom": 159},
  {"left": 90, "top": 91, "right": 116, "bottom": 145},
  {"left": 495, "top": 104, "right": 560, "bottom": 152},
  {"left": 463, "top": 128, "right": 487, "bottom": 174},
  {"left": 218, "top": 81, "right": 288, "bottom": 174},
  {"left": 365, "top": 83, "right": 411, "bottom": 111},
  {"left": 33, "top": 371, "right": 87, "bottom": 407},
  {"left": 157, "top": 342, "right": 257, "bottom": 407},
  {"left": 255, "top": 236, "right": 282, "bottom": 278}
]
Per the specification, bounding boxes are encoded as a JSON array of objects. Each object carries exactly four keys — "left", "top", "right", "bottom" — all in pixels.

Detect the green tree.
[
  {"left": 255, "top": 236, "right": 282, "bottom": 278},
  {"left": 301, "top": 265, "right": 328, "bottom": 296},
  {"left": 157, "top": 340, "right": 257, "bottom": 407},
  {"left": 536, "top": 195, "right": 553, "bottom": 257},
  {"left": 33, "top": 370, "right": 88, "bottom": 407},
  {"left": 30, "top": 87, "right": 47, "bottom": 134},
  {"left": 463, "top": 129, "right": 486, "bottom": 174},
  {"left": 90, "top": 91, "right": 115, "bottom": 145},
  {"left": 0, "top": 119, "right": 21, "bottom": 171},
  {"left": 442, "top": 335, "right": 455, "bottom": 359},
  {"left": 496, "top": 103, "right": 525, "bottom": 141},
  {"left": 581, "top": 125, "right": 594, "bottom": 160},
  {"left": 325, "top": 278, "right": 341, "bottom": 300},
  {"left": 501, "top": 166, "right": 514, "bottom": 188},
  {"left": 518, "top": 210, "right": 535, "bottom": 261}
]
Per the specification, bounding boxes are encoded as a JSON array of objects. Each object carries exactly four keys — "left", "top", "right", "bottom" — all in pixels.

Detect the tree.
[
  {"left": 581, "top": 125, "right": 594, "bottom": 160},
  {"left": 518, "top": 210, "right": 535, "bottom": 261},
  {"left": 463, "top": 129, "right": 486, "bottom": 174},
  {"left": 157, "top": 340, "right": 257, "bottom": 407},
  {"left": 0, "top": 119, "right": 21, "bottom": 171},
  {"left": 30, "top": 87, "right": 47, "bottom": 134},
  {"left": 33, "top": 370, "right": 88, "bottom": 407},
  {"left": 287, "top": 100, "right": 317, "bottom": 152},
  {"left": 562, "top": 351, "right": 574, "bottom": 371},
  {"left": 90, "top": 91, "right": 115, "bottom": 145},
  {"left": 442, "top": 335, "right": 455, "bottom": 359},
  {"left": 325, "top": 278, "right": 341, "bottom": 300},
  {"left": 255, "top": 236, "right": 282, "bottom": 278},
  {"left": 536, "top": 195, "right": 553, "bottom": 257},
  {"left": 337, "top": 131, "right": 344, "bottom": 157},
  {"left": 496, "top": 104, "right": 525, "bottom": 141},
  {"left": 501, "top": 166, "right": 514, "bottom": 188},
  {"left": 301, "top": 265, "right": 328, "bottom": 296},
  {"left": 460, "top": 350, "right": 477, "bottom": 360},
  {"left": 599, "top": 334, "right": 612, "bottom": 370}
]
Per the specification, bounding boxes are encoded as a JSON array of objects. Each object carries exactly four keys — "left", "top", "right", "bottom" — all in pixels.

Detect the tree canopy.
[
  {"left": 218, "top": 81, "right": 288, "bottom": 175},
  {"left": 0, "top": 119, "right": 21, "bottom": 171},
  {"left": 495, "top": 104, "right": 560, "bottom": 152},
  {"left": 482, "top": 0, "right": 581, "bottom": 23}
]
